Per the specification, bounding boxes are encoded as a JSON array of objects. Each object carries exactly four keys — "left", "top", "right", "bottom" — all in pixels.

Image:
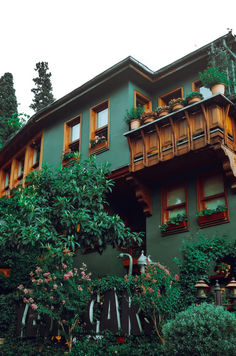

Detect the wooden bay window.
[{"left": 158, "top": 87, "right": 183, "bottom": 107}]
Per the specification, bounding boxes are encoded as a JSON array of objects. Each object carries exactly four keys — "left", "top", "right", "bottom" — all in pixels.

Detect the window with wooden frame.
[
  {"left": 197, "top": 172, "right": 229, "bottom": 227},
  {"left": 161, "top": 183, "right": 188, "bottom": 234},
  {"left": 134, "top": 91, "right": 152, "bottom": 112},
  {"left": 158, "top": 87, "right": 184, "bottom": 107},
  {"left": 192, "top": 80, "right": 211, "bottom": 99},
  {"left": 64, "top": 116, "right": 81, "bottom": 154},
  {"left": 13, "top": 152, "right": 25, "bottom": 186},
  {"left": 0, "top": 165, "right": 12, "bottom": 197},
  {"left": 90, "top": 100, "right": 110, "bottom": 154}
]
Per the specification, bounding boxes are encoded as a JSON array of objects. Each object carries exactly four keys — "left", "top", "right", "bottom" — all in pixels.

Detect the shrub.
[{"left": 163, "top": 303, "right": 236, "bottom": 356}]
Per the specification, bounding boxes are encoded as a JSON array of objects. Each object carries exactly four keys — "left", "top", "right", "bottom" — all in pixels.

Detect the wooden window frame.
[
  {"left": 63, "top": 115, "right": 81, "bottom": 155},
  {"left": 197, "top": 171, "right": 229, "bottom": 228},
  {"left": 12, "top": 150, "right": 26, "bottom": 187},
  {"left": 0, "top": 164, "right": 12, "bottom": 197},
  {"left": 134, "top": 91, "right": 152, "bottom": 112},
  {"left": 161, "top": 182, "right": 188, "bottom": 235},
  {"left": 89, "top": 99, "right": 110, "bottom": 155},
  {"left": 158, "top": 87, "right": 184, "bottom": 107}
]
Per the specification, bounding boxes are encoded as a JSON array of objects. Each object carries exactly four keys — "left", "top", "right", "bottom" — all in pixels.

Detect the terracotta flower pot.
[
  {"left": 211, "top": 83, "right": 225, "bottom": 95},
  {"left": 188, "top": 97, "right": 202, "bottom": 104},
  {"left": 158, "top": 110, "right": 170, "bottom": 117},
  {"left": 171, "top": 103, "right": 184, "bottom": 112},
  {"left": 130, "top": 120, "right": 141, "bottom": 130}
]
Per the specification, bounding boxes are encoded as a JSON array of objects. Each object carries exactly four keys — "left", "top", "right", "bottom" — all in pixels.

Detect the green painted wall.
[{"left": 146, "top": 167, "right": 236, "bottom": 273}]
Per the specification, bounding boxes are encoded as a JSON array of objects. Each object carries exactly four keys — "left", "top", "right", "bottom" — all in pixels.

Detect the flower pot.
[
  {"left": 210, "top": 83, "right": 225, "bottom": 95},
  {"left": 188, "top": 97, "right": 202, "bottom": 104},
  {"left": 158, "top": 110, "right": 170, "bottom": 117},
  {"left": 143, "top": 117, "right": 155, "bottom": 124},
  {"left": 171, "top": 103, "right": 184, "bottom": 112},
  {"left": 130, "top": 120, "right": 141, "bottom": 130},
  {"left": 198, "top": 211, "right": 227, "bottom": 226}
]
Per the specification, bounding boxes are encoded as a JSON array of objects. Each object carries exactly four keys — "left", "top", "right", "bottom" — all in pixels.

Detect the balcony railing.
[{"left": 124, "top": 94, "right": 236, "bottom": 172}]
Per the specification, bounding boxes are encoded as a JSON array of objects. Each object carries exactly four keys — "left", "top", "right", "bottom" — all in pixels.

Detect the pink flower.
[
  {"left": 53, "top": 284, "right": 58, "bottom": 289},
  {"left": 35, "top": 267, "right": 42, "bottom": 274},
  {"left": 174, "top": 274, "right": 179, "bottom": 282},
  {"left": 29, "top": 297, "right": 34, "bottom": 303},
  {"left": 51, "top": 306, "right": 54, "bottom": 310},
  {"left": 77, "top": 285, "right": 83, "bottom": 291},
  {"left": 50, "top": 296, "right": 54, "bottom": 300},
  {"left": 23, "top": 289, "right": 28, "bottom": 294},
  {"left": 23, "top": 297, "right": 29, "bottom": 303},
  {"left": 62, "top": 263, "right": 68, "bottom": 269},
  {"left": 62, "top": 300, "right": 66, "bottom": 305},
  {"left": 43, "top": 272, "right": 50, "bottom": 277},
  {"left": 64, "top": 274, "right": 70, "bottom": 280},
  {"left": 31, "top": 304, "right": 38, "bottom": 310},
  {"left": 17, "top": 284, "right": 24, "bottom": 290},
  {"left": 29, "top": 271, "right": 34, "bottom": 277}
]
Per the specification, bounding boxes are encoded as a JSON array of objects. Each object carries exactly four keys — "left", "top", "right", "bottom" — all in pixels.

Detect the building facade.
[{"left": 1, "top": 32, "right": 236, "bottom": 275}]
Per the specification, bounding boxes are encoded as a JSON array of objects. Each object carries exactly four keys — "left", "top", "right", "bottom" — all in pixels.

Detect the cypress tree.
[
  {"left": 0, "top": 72, "right": 19, "bottom": 148},
  {"left": 30, "top": 62, "right": 55, "bottom": 113}
]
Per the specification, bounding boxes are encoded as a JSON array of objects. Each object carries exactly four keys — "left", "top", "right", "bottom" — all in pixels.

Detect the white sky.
[{"left": 1, "top": 0, "right": 235, "bottom": 116}]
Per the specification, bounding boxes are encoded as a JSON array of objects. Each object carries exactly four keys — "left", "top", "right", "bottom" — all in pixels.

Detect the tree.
[
  {"left": 0, "top": 72, "right": 18, "bottom": 118},
  {"left": 0, "top": 72, "right": 21, "bottom": 148},
  {"left": 30, "top": 62, "right": 55, "bottom": 112}
]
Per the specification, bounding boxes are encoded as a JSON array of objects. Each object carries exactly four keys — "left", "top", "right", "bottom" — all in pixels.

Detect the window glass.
[
  {"left": 71, "top": 122, "right": 80, "bottom": 142},
  {"left": 5, "top": 171, "right": 10, "bottom": 188},
  {"left": 97, "top": 108, "right": 108, "bottom": 128},
  {"left": 167, "top": 186, "right": 185, "bottom": 206},
  {"left": 203, "top": 174, "right": 224, "bottom": 197},
  {"left": 169, "top": 207, "right": 186, "bottom": 218},
  {"left": 18, "top": 158, "right": 24, "bottom": 177},
  {"left": 33, "top": 147, "right": 40, "bottom": 165},
  {"left": 199, "top": 87, "right": 211, "bottom": 99},
  {"left": 206, "top": 197, "right": 225, "bottom": 209}
]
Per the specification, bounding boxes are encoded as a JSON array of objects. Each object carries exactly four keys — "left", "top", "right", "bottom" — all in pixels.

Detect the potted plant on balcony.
[
  {"left": 62, "top": 150, "right": 80, "bottom": 164},
  {"left": 169, "top": 98, "right": 185, "bottom": 112},
  {"left": 141, "top": 111, "right": 158, "bottom": 125},
  {"left": 90, "top": 135, "right": 106, "bottom": 149},
  {"left": 160, "top": 213, "right": 188, "bottom": 234},
  {"left": 197, "top": 205, "right": 227, "bottom": 226},
  {"left": 185, "top": 91, "right": 203, "bottom": 105},
  {"left": 199, "top": 67, "right": 230, "bottom": 95},
  {"left": 124, "top": 106, "right": 144, "bottom": 130},
  {"left": 155, "top": 106, "right": 170, "bottom": 118}
]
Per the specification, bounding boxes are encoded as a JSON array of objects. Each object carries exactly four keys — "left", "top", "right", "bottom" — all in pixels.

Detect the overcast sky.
[{"left": 1, "top": 0, "right": 235, "bottom": 116}]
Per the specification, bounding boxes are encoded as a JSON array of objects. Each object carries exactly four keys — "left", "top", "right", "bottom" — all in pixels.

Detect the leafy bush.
[
  {"left": 124, "top": 106, "right": 144, "bottom": 124},
  {"left": 163, "top": 303, "right": 236, "bottom": 356},
  {"left": 199, "top": 67, "right": 230, "bottom": 88},
  {"left": 0, "top": 293, "right": 17, "bottom": 335}
]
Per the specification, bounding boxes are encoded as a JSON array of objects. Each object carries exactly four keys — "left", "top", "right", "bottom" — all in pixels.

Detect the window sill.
[
  {"left": 161, "top": 220, "right": 188, "bottom": 236},
  {"left": 89, "top": 141, "right": 109, "bottom": 155},
  {"left": 198, "top": 211, "right": 228, "bottom": 228}
]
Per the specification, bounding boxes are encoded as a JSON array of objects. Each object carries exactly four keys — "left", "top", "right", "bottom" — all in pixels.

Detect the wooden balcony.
[{"left": 124, "top": 94, "right": 236, "bottom": 173}]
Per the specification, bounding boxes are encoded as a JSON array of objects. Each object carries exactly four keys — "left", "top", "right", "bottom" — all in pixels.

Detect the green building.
[{"left": 1, "top": 31, "right": 236, "bottom": 275}]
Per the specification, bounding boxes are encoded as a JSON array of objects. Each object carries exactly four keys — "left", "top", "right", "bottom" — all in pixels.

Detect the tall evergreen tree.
[
  {"left": 0, "top": 72, "right": 20, "bottom": 148},
  {"left": 30, "top": 62, "right": 55, "bottom": 113},
  {"left": 0, "top": 72, "right": 18, "bottom": 118}
]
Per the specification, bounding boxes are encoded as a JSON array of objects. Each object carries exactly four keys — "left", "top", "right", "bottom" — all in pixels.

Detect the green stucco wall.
[{"left": 146, "top": 166, "right": 236, "bottom": 273}]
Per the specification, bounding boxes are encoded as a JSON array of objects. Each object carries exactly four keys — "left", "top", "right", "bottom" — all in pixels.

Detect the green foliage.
[
  {"left": 196, "top": 204, "right": 226, "bottom": 216},
  {"left": 0, "top": 293, "right": 17, "bottom": 334},
  {"left": 0, "top": 72, "right": 18, "bottom": 118},
  {"left": 159, "top": 213, "right": 188, "bottom": 232},
  {"left": 90, "top": 135, "right": 106, "bottom": 148},
  {"left": 71, "top": 333, "right": 164, "bottom": 356},
  {"left": 62, "top": 151, "right": 80, "bottom": 161},
  {"left": 155, "top": 106, "right": 169, "bottom": 114},
  {"left": 163, "top": 303, "right": 236, "bottom": 356},
  {"left": 30, "top": 62, "right": 55, "bottom": 112},
  {"left": 175, "top": 234, "right": 236, "bottom": 307},
  {"left": 124, "top": 106, "right": 144, "bottom": 124},
  {"left": 0, "top": 112, "right": 27, "bottom": 148},
  {"left": 133, "top": 263, "right": 181, "bottom": 344},
  {"left": 185, "top": 91, "right": 203, "bottom": 101},
  {"left": 0, "top": 157, "right": 142, "bottom": 259},
  {"left": 199, "top": 66, "right": 230, "bottom": 88}
]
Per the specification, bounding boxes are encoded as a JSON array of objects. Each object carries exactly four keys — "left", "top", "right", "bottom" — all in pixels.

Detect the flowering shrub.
[
  {"left": 133, "top": 262, "right": 180, "bottom": 344},
  {"left": 18, "top": 258, "right": 92, "bottom": 352}
]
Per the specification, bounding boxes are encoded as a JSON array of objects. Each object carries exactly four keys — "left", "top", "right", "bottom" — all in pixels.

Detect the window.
[
  {"left": 13, "top": 153, "right": 25, "bottom": 186},
  {"left": 158, "top": 87, "right": 184, "bottom": 106},
  {"left": 29, "top": 138, "right": 41, "bottom": 171},
  {"left": 197, "top": 172, "right": 229, "bottom": 226},
  {"left": 90, "top": 100, "right": 110, "bottom": 154},
  {"left": 134, "top": 91, "right": 152, "bottom": 112},
  {"left": 161, "top": 183, "right": 188, "bottom": 234},
  {"left": 192, "top": 80, "right": 211, "bottom": 99},
  {"left": 64, "top": 116, "right": 81, "bottom": 153},
  {"left": 0, "top": 165, "right": 11, "bottom": 196}
]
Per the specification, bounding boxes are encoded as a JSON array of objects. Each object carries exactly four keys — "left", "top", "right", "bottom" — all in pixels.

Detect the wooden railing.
[{"left": 124, "top": 95, "right": 236, "bottom": 172}]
